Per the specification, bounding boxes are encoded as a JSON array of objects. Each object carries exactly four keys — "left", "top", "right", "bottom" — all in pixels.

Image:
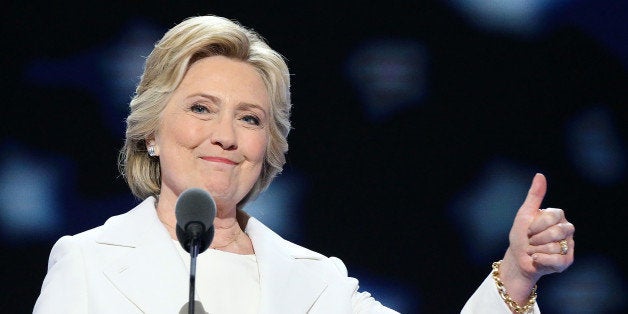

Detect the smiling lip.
[{"left": 201, "top": 156, "right": 238, "bottom": 165}]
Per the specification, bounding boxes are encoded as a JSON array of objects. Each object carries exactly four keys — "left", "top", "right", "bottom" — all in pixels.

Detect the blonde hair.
[{"left": 118, "top": 15, "right": 291, "bottom": 208}]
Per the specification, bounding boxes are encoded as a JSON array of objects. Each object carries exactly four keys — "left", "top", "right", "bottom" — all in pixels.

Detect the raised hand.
[{"left": 499, "top": 173, "right": 575, "bottom": 305}]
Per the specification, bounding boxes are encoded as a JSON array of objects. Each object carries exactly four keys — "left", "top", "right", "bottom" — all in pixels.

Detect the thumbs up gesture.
[{"left": 499, "top": 173, "right": 575, "bottom": 305}]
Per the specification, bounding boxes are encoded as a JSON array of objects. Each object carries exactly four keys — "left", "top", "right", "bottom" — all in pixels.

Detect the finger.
[
  {"left": 529, "top": 222, "right": 575, "bottom": 245},
  {"left": 531, "top": 253, "right": 573, "bottom": 273},
  {"left": 531, "top": 238, "right": 575, "bottom": 271},
  {"left": 527, "top": 242, "right": 565, "bottom": 255},
  {"left": 528, "top": 208, "right": 566, "bottom": 235},
  {"left": 516, "top": 173, "right": 547, "bottom": 218},
  {"left": 530, "top": 237, "right": 575, "bottom": 256}
]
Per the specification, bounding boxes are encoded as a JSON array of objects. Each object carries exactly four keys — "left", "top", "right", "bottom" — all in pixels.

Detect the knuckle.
[
  {"left": 560, "top": 223, "right": 573, "bottom": 235},
  {"left": 549, "top": 227, "right": 561, "bottom": 240},
  {"left": 549, "top": 208, "right": 563, "bottom": 220}
]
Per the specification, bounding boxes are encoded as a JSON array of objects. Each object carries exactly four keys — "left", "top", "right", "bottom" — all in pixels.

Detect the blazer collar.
[
  {"left": 95, "top": 198, "right": 328, "bottom": 313},
  {"left": 96, "top": 197, "right": 190, "bottom": 313},
  {"left": 246, "top": 217, "right": 328, "bottom": 314}
]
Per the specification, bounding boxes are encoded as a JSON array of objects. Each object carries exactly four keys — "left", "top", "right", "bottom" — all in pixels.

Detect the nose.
[{"left": 210, "top": 116, "right": 237, "bottom": 150}]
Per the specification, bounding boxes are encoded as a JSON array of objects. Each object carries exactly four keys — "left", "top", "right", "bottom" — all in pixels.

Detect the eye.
[
  {"left": 240, "top": 114, "right": 261, "bottom": 126},
  {"left": 190, "top": 103, "right": 209, "bottom": 114}
]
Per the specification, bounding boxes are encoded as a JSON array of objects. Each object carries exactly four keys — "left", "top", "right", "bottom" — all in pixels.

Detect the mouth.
[{"left": 201, "top": 156, "right": 238, "bottom": 165}]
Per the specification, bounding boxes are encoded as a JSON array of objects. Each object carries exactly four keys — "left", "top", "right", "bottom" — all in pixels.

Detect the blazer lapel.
[
  {"left": 94, "top": 200, "right": 329, "bottom": 313},
  {"left": 246, "top": 218, "right": 328, "bottom": 314},
  {"left": 98, "top": 198, "right": 190, "bottom": 314}
]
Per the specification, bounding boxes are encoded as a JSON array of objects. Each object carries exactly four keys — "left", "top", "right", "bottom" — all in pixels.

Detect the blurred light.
[
  {"left": 0, "top": 141, "right": 68, "bottom": 242},
  {"left": 448, "top": 159, "right": 531, "bottom": 264},
  {"left": 446, "top": 0, "right": 572, "bottom": 36},
  {"left": 541, "top": 255, "right": 628, "bottom": 313},
  {"left": 565, "top": 106, "right": 626, "bottom": 186},
  {"left": 243, "top": 170, "right": 307, "bottom": 242},
  {"left": 99, "top": 19, "right": 162, "bottom": 135},
  {"left": 345, "top": 39, "right": 428, "bottom": 122},
  {"left": 24, "top": 19, "right": 160, "bottom": 136}
]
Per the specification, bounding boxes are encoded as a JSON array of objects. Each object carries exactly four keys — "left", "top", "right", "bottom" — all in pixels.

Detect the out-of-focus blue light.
[
  {"left": 541, "top": 255, "right": 628, "bottom": 312},
  {"left": 345, "top": 39, "right": 428, "bottom": 122},
  {"left": 565, "top": 106, "right": 626, "bottom": 186},
  {"left": 243, "top": 170, "right": 307, "bottom": 242},
  {"left": 448, "top": 159, "right": 531, "bottom": 264},
  {"left": 446, "top": 0, "right": 572, "bottom": 36},
  {"left": 98, "top": 20, "right": 162, "bottom": 135},
  {"left": 0, "top": 141, "right": 68, "bottom": 242},
  {"left": 23, "top": 19, "right": 160, "bottom": 136}
]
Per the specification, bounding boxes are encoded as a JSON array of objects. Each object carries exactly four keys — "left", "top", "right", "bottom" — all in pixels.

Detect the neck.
[{"left": 155, "top": 194, "right": 254, "bottom": 255}]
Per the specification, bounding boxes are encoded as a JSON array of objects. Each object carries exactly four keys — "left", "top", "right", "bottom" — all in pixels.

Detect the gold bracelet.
[{"left": 491, "top": 260, "right": 537, "bottom": 313}]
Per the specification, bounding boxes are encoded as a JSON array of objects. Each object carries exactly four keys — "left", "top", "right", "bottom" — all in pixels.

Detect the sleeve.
[
  {"left": 461, "top": 273, "right": 540, "bottom": 314},
  {"left": 33, "top": 236, "right": 88, "bottom": 314},
  {"left": 328, "top": 257, "right": 400, "bottom": 314}
]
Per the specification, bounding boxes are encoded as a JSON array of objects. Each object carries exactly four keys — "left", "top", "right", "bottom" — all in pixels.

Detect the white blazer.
[
  {"left": 33, "top": 197, "right": 398, "bottom": 314},
  {"left": 34, "top": 197, "right": 538, "bottom": 313}
]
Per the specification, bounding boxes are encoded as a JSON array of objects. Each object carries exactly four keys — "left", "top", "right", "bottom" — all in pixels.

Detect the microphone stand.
[
  {"left": 188, "top": 237, "right": 200, "bottom": 314},
  {"left": 179, "top": 220, "right": 213, "bottom": 314}
]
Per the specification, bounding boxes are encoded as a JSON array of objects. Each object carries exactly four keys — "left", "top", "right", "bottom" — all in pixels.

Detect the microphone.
[
  {"left": 174, "top": 188, "right": 216, "bottom": 314},
  {"left": 175, "top": 188, "right": 216, "bottom": 254}
]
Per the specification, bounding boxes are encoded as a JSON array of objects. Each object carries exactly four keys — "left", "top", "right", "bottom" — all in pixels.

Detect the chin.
[{"left": 201, "top": 186, "right": 236, "bottom": 207}]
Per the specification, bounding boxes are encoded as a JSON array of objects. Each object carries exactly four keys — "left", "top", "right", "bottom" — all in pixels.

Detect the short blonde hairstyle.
[{"left": 118, "top": 15, "right": 291, "bottom": 208}]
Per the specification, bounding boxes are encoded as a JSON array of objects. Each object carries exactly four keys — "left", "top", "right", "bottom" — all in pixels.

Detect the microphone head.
[{"left": 175, "top": 188, "right": 216, "bottom": 253}]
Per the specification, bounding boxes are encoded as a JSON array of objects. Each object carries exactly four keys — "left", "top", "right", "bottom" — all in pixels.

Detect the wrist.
[
  {"left": 492, "top": 260, "right": 537, "bottom": 313},
  {"left": 501, "top": 249, "right": 538, "bottom": 303}
]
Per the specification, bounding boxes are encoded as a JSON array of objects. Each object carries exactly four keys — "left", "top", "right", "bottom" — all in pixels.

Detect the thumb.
[{"left": 517, "top": 173, "right": 547, "bottom": 217}]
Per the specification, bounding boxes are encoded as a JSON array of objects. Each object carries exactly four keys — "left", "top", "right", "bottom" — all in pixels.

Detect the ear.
[{"left": 146, "top": 138, "right": 155, "bottom": 148}]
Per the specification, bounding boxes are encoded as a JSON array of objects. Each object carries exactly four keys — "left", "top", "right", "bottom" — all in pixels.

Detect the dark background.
[{"left": 2, "top": 1, "right": 626, "bottom": 313}]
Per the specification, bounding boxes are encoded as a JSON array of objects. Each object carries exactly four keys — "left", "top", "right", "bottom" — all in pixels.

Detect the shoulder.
[
  {"left": 245, "top": 217, "right": 349, "bottom": 277},
  {"left": 281, "top": 238, "right": 349, "bottom": 276},
  {"left": 245, "top": 218, "right": 399, "bottom": 313},
  {"left": 47, "top": 223, "right": 105, "bottom": 264},
  {"left": 48, "top": 197, "right": 156, "bottom": 263}
]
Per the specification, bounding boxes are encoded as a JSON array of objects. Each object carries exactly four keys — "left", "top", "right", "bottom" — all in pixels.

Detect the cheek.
[
  {"left": 172, "top": 127, "right": 200, "bottom": 148},
  {"left": 159, "top": 117, "right": 204, "bottom": 150},
  {"left": 248, "top": 134, "right": 269, "bottom": 163}
]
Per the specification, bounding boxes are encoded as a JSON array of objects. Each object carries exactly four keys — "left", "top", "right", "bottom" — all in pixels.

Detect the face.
[{"left": 153, "top": 56, "right": 270, "bottom": 210}]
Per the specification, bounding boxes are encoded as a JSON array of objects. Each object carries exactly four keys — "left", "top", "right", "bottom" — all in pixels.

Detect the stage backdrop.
[{"left": 2, "top": 1, "right": 626, "bottom": 313}]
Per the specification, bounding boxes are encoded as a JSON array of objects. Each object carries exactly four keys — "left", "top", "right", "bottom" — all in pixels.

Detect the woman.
[{"left": 33, "top": 15, "right": 574, "bottom": 313}]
